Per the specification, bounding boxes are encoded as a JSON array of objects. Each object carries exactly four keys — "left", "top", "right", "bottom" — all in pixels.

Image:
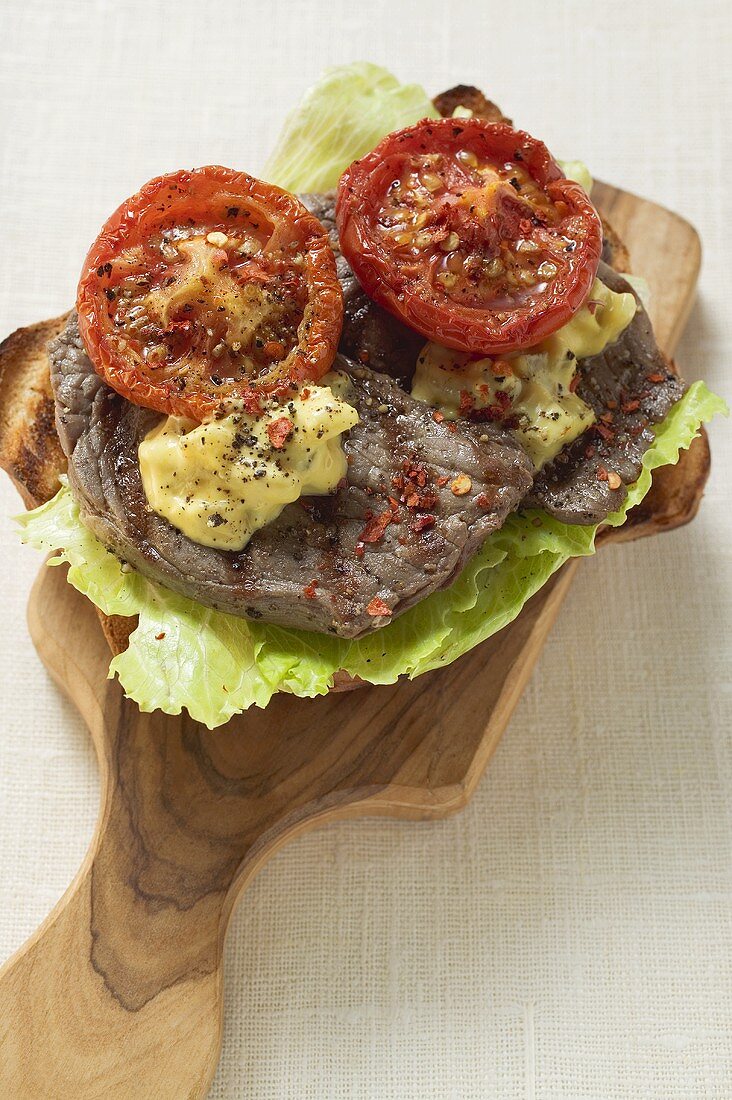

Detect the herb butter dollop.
[
  {"left": 139, "top": 375, "right": 359, "bottom": 550},
  {"left": 412, "top": 278, "right": 637, "bottom": 468}
]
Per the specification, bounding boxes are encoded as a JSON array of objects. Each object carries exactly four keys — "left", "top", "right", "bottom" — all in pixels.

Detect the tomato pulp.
[
  {"left": 77, "top": 166, "right": 343, "bottom": 420},
  {"left": 336, "top": 119, "right": 602, "bottom": 355}
]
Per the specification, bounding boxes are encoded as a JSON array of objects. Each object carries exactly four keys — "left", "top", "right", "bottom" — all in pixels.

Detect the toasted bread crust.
[
  {"left": 0, "top": 314, "right": 69, "bottom": 509},
  {"left": 98, "top": 612, "right": 136, "bottom": 656},
  {"left": 600, "top": 215, "right": 631, "bottom": 274},
  {"left": 0, "top": 90, "right": 711, "bottom": 662},
  {"left": 432, "top": 84, "right": 511, "bottom": 126}
]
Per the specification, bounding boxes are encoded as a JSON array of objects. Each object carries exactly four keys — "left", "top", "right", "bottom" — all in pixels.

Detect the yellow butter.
[
  {"left": 411, "top": 278, "right": 637, "bottom": 468},
  {"left": 139, "top": 375, "right": 359, "bottom": 550}
]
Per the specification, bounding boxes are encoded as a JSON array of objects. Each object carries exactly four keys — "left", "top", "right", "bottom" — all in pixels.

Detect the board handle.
[
  {"left": 0, "top": 839, "right": 225, "bottom": 1099},
  {"left": 1, "top": 569, "right": 382, "bottom": 1097},
  {"left": 0, "top": 574, "right": 243, "bottom": 1098}
]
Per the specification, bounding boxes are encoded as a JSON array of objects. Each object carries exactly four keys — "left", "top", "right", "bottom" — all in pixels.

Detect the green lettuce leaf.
[
  {"left": 557, "top": 159, "right": 594, "bottom": 194},
  {"left": 263, "top": 62, "right": 439, "bottom": 192},
  {"left": 17, "top": 66, "right": 726, "bottom": 726},
  {"left": 17, "top": 383, "right": 726, "bottom": 727}
]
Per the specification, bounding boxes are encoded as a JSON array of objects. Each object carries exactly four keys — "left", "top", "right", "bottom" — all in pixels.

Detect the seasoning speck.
[
  {"left": 450, "top": 474, "right": 472, "bottom": 496},
  {"left": 366, "top": 597, "right": 392, "bottom": 618},
  {"left": 267, "top": 416, "right": 294, "bottom": 449}
]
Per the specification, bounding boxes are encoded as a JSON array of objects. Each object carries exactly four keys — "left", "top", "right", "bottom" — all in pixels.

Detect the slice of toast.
[{"left": 0, "top": 315, "right": 69, "bottom": 509}]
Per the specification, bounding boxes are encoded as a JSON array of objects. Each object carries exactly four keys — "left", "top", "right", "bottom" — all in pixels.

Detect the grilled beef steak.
[
  {"left": 50, "top": 318, "right": 532, "bottom": 639},
  {"left": 302, "top": 192, "right": 683, "bottom": 526},
  {"left": 527, "top": 264, "right": 684, "bottom": 524}
]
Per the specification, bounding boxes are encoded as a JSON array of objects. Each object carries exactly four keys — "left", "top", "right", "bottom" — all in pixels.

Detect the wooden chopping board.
[{"left": 0, "top": 185, "right": 706, "bottom": 1098}]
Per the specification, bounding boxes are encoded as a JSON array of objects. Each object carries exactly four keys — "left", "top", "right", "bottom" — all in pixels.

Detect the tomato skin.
[
  {"left": 77, "top": 166, "right": 343, "bottom": 421},
  {"left": 336, "top": 119, "right": 602, "bottom": 355}
]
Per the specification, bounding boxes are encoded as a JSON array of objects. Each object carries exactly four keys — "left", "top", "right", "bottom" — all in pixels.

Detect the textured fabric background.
[{"left": 0, "top": 1, "right": 730, "bottom": 1096}]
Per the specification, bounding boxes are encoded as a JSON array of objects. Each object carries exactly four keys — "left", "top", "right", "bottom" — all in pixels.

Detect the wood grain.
[{"left": 0, "top": 186, "right": 708, "bottom": 1097}]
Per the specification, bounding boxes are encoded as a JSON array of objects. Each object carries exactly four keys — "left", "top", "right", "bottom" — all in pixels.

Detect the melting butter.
[
  {"left": 411, "top": 278, "right": 637, "bottom": 468},
  {"left": 139, "top": 374, "right": 359, "bottom": 550}
]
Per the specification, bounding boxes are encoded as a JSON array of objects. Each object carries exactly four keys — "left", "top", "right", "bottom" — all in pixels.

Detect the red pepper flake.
[
  {"left": 263, "top": 339, "right": 286, "bottom": 360},
  {"left": 406, "top": 489, "right": 437, "bottom": 510},
  {"left": 432, "top": 410, "right": 445, "bottom": 423},
  {"left": 595, "top": 423, "right": 614, "bottom": 441},
  {"left": 599, "top": 412, "right": 614, "bottom": 425},
  {"left": 241, "top": 390, "right": 266, "bottom": 416},
  {"left": 459, "top": 390, "right": 475, "bottom": 415},
  {"left": 607, "top": 399, "right": 618, "bottom": 410},
  {"left": 360, "top": 510, "right": 393, "bottom": 544},
  {"left": 569, "top": 374, "right": 580, "bottom": 394},
  {"left": 363, "top": 602, "right": 391, "bottom": 620},
  {"left": 647, "top": 372, "right": 665, "bottom": 384},
  {"left": 355, "top": 543, "right": 365, "bottom": 558},
  {"left": 621, "top": 398, "right": 640, "bottom": 413},
  {"left": 303, "top": 580, "right": 318, "bottom": 599},
  {"left": 163, "top": 319, "right": 192, "bottom": 338},
  {"left": 447, "top": 422, "right": 458, "bottom": 433},
  {"left": 596, "top": 465, "right": 609, "bottom": 482},
  {"left": 336, "top": 476, "right": 348, "bottom": 490},
  {"left": 402, "top": 459, "right": 429, "bottom": 487},
  {"left": 155, "top": 632, "right": 166, "bottom": 641},
  {"left": 388, "top": 495, "right": 401, "bottom": 513},
  {"left": 475, "top": 492, "right": 494, "bottom": 510},
  {"left": 436, "top": 475, "right": 450, "bottom": 487},
  {"left": 267, "top": 415, "right": 294, "bottom": 449},
  {"left": 491, "top": 359, "right": 511, "bottom": 377},
  {"left": 358, "top": 349, "right": 370, "bottom": 363},
  {"left": 411, "top": 514, "right": 436, "bottom": 533},
  {"left": 479, "top": 405, "right": 505, "bottom": 422},
  {"left": 630, "top": 421, "right": 646, "bottom": 437},
  {"left": 468, "top": 390, "right": 512, "bottom": 423},
  {"left": 367, "top": 597, "right": 392, "bottom": 618},
  {"left": 391, "top": 459, "right": 439, "bottom": 516},
  {"left": 301, "top": 387, "right": 311, "bottom": 400},
  {"left": 586, "top": 299, "right": 603, "bottom": 315}
]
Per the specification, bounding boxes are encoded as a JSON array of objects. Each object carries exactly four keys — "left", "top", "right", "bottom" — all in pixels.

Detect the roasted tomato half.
[
  {"left": 77, "top": 166, "right": 343, "bottom": 420},
  {"left": 336, "top": 118, "right": 602, "bottom": 354}
]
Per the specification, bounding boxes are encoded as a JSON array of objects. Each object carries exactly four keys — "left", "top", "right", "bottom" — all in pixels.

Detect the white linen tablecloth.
[{"left": 1, "top": 1, "right": 730, "bottom": 1096}]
